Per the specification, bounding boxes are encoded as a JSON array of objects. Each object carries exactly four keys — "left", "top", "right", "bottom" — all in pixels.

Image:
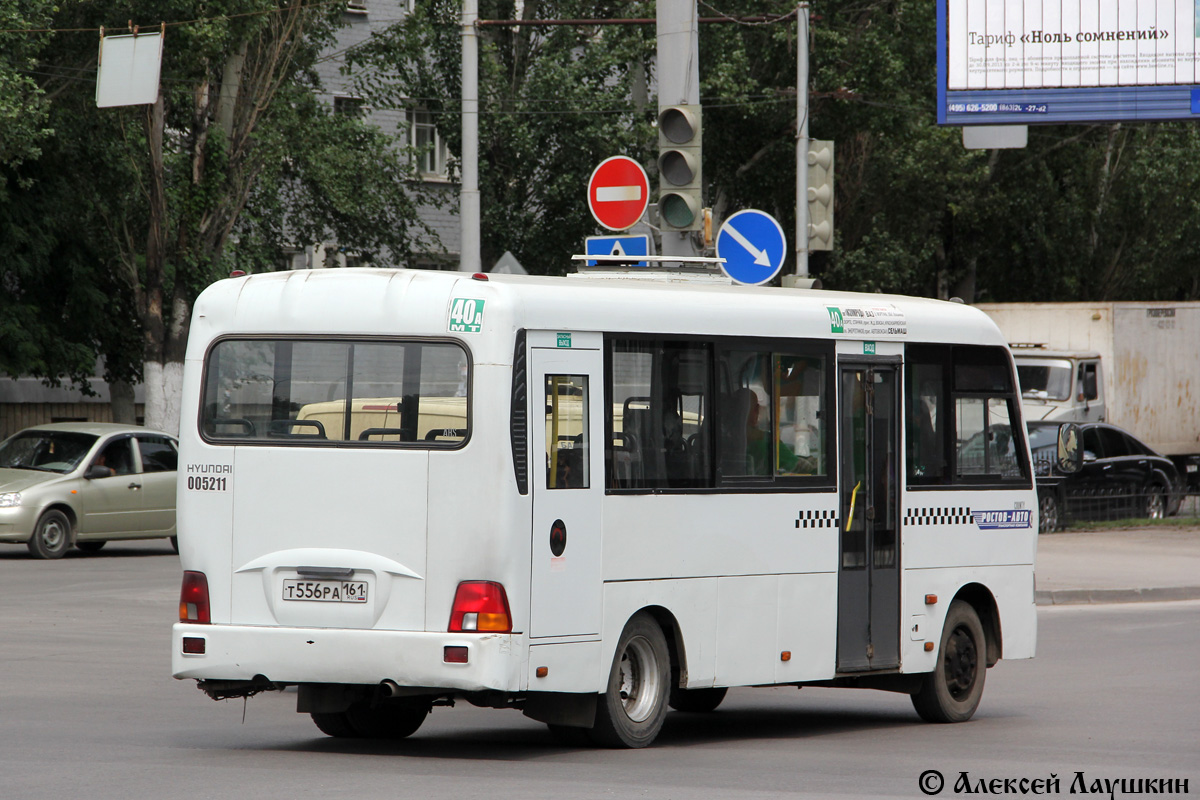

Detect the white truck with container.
[{"left": 974, "top": 302, "right": 1200, "bottom": 489}]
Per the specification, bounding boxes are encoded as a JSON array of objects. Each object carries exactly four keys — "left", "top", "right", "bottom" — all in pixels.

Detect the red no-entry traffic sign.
[{"left": 587, "top": 156, "right": 649, "bottom": 231}]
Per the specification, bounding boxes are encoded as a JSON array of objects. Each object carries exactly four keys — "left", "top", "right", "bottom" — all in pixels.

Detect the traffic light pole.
[
  {"left": 795, "top": 3, "right": 810, "bottom": 278},
  {"left": 656, "top": 1, "right": 701, "bottom": 259}
]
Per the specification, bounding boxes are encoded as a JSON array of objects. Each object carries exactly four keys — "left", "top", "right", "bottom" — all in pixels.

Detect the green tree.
[
  {"left": 0, "top": 0, "right": 52, "bottom": 182},
  {"left": 349, "top": 0, "right": 658, "bottom": 273},
  {"left": 1, "top": 1, "right": 438, "bottom": 431}
]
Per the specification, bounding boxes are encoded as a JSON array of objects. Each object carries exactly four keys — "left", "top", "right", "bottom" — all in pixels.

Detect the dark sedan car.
[{"left": 1028, "top": 421, "right": 1183, "bottom": 532}]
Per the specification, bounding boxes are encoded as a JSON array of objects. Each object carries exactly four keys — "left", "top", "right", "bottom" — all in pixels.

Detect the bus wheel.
[
  {"left": 28, "top": 510, "right": 72, "bottom": 559},
  {"left": 669, "top": 686, "right": 727, "bottom": 713},
  {"left": 312, "top": 699, "right": 430, "bottom": 739},
  {"left": 590, "top": 613, "right": 670, "bottom": 748},
  {"left": 912, "top": 601, "right": 986, "bottom": 724}
]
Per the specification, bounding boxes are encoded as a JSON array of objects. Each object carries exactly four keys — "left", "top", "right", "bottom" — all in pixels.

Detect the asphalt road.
[{"left": 1, "top": 541, "right": 1196, "bottom": 799}]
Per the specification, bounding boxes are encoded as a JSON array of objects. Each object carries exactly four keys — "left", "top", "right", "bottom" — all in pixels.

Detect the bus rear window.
[{"left": 200, "top": 339, "right": 469, "bottom": 446}]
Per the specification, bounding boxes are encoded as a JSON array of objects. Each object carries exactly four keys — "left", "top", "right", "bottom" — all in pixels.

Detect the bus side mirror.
[{"left": 1056, "top": 423, "right": 1082, "bottom": 474}]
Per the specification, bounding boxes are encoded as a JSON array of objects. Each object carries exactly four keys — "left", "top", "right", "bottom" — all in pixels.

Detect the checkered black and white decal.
[
  {"left": 903, "top": 506, "right": 973, "bottom": 526},
  {"left": 795, "top": 509, "right": 839, "bottom": 529}
]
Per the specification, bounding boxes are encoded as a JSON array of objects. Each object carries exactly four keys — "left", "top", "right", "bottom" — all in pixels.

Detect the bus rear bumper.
[{"left": 172, "top": 623, "right": 522, "bottom": 693}]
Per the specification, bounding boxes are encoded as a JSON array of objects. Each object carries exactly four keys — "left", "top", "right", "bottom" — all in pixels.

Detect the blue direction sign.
[
  {"left": 715, "top": 209, "right": 787, "bottom": 285},
  {"left": 585, "top": 234, "right": 650, "bottom": 267}
]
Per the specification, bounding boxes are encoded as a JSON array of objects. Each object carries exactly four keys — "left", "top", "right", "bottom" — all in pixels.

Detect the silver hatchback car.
[{"left": 0, "top": 423, "right": 178, "bottom": 559}]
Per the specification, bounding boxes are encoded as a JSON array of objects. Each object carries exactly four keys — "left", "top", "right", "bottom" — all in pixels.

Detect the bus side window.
[
  {"left": 950, "top": 345, "right": 1029, "bottom": 482},
  {"left": 905, "top": 347, "right": 950, "bottom": 485},
  {"left": 607, "top": 339, "right": 713, "bottom": 491},
  {"left": 546, "top": 375, "right": 589, "bottom": 489}
]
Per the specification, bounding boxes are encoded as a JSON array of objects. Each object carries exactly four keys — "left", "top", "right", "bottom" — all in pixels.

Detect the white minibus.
[{"left": 173, "top": 267, "right": 1039, "bottom": 748}]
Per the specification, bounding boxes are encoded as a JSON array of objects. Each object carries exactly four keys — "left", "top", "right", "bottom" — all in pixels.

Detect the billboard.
[{"left": 938, "top": 0, "right": 1200, "bottom": 124}]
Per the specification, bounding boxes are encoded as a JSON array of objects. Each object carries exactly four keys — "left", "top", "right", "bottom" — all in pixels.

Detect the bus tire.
[
  {"left": 312, "top": 699, "right": 430, "bottom": 739},
  {"left": 912, "top": 600, "right": 986, "bottom": 724},
  {"left": 668, "top": 686, "right": 727, "bottom": 713},
  {"left": 311, "top": 711, "right": 359, "bottom": 738},
  {"left": 589, "top": 613, "right": 670, "bottom": 748},
  {"left": 28, "top": 510, "right": 72, "bottom": 559}
]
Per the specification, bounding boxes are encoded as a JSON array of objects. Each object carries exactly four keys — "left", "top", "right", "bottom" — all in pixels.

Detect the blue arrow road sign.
[
  {"left": 585, "top": 234, "right": 650, "bottom": 266},
  {"left": 716, "top": 209, "right": 787, "bottom": 285}
]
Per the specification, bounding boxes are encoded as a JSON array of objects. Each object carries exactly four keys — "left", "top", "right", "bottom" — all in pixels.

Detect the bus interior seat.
[
  {"left": 267, "top": 419, "right": 327, "bottom": 439},
  {"left": 554, "top": 439, "right": 584, "bottom": 488},
  {"left": 205, "top": 418, "right": 256, "bottom": 437},
  {"left": 610, "top": 432, "right": 641, "bottom": 488},
  {"left": 359, "top": 427, "right": 408, "bottom": 441}
]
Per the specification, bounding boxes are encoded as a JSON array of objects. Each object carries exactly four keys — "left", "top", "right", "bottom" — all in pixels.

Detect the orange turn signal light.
[{"left": 925, "top": 594, "right": 938, "bottom": 605}]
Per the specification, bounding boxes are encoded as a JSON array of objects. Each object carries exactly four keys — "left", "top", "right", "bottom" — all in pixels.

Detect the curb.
[{"left": 1035, "top": 586, "right": 1200, "bottom": 605}]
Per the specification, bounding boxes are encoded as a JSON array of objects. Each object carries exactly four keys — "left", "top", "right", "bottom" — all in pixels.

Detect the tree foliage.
[
  {"left": 349, "top": 0, "right": 658, "bottom": 273},
  {"left": 0, "top": 1, "right": 437, "bottom": 428},
  {"left": 0, "top": 0, "right": 53, "bottom": 184},
  {"left": 4, "top": 0, "right": 1200, "bottom": 416}
]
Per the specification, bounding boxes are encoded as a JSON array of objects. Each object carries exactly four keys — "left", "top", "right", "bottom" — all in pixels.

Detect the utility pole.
[
  {"left": 656, "top": 1, "right": 701, "bottom": 260},
  {"left": 460, "top": 0, "right": 480, "bottom": 271},
  {"left": 795, "top": 3, "right": 809, "bottom": 278}
]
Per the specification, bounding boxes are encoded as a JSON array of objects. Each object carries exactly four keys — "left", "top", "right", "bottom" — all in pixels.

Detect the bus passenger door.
[
  {"left": 529, "top": 342, "right": 604, "bottom": 639},
  {"left": 836, "top": 363, "right": 900, "bottom": 672}
]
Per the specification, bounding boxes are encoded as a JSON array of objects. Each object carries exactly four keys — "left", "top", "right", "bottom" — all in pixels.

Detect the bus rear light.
[
  {"left": 448, "top": 581, "right": 512, "bottom": 632},
  {"left": 444, "top": 646, "right": 468, "bottom": 663},
  {"left": 179, "top": 571, "right": 211, "bottom": 624},
  {"left": 182, "top": 637, "right": 206, "bottom": 655}
]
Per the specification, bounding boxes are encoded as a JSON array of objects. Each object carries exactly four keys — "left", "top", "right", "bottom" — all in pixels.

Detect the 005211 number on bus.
[{"left": 187, "top": 476, "right": 228, "bottom": 491}]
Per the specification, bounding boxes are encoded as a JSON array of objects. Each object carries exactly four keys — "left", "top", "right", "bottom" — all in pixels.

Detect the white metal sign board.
[
  {"left": 715, "top": 209, "right": 787, "bottom": 285},
  {"left": 584, "top": 234, "right": 649, "bottom": 266},
  {"left": 96, "top": 31, "right": 164, "bottom": 108}
]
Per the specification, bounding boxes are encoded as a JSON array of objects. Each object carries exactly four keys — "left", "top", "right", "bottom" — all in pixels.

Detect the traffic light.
[
  {"left": 807, "top": 140, "right": 834, "bottom": 251},
  {"left": 657, "top": 104, "right": 703, "bottom": 231}
]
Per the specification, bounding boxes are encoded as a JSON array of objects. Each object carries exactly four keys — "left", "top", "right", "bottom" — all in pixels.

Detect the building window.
[
  {"left": 333, "top": 95, "right": 364, "bottom": 118},
  {"left": 411, "top": 110, "right": 450, "bottom": 179}
]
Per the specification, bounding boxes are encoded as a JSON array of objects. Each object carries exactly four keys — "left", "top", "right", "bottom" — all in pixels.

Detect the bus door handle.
[{"left": 127, "top": 482, "right": 142, "bottom": 491}]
